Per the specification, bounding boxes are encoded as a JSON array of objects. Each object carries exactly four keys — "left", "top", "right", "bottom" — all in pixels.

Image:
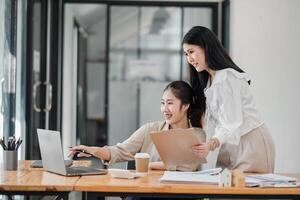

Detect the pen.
[
  {"left": 188, "top": 168, "right": 222, "bottom": 175},
  {"left": 7, "top": 136, "right": 15, "bottom": 150},
  {"left": 0, "top": 138, "right": 7, "bottom": 150},
  {"left": 15, "top": 139, "right": 23, "bottom": 150},
  {"left": 0, "top": 137, "right": 22, "bottom": 150}
]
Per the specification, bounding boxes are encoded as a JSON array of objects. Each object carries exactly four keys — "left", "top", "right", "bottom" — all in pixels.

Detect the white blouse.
[{"left": 204, "top": 68, "right": 264, "bottom": 145}]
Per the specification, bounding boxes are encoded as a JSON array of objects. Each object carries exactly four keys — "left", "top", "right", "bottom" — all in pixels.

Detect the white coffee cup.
[{"left": 134, "top": 153, "right": 150, "bottom": 176}]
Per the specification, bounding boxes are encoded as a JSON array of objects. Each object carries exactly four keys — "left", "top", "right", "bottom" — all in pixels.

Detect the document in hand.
[
  {"left": 160, "top": 170, "right": 219, "bottom": 184},
  {"left": 150, "top": 128, "right": 206, "bottom": 168}
]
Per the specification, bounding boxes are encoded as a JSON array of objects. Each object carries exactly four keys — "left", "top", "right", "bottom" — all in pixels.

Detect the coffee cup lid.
[{"left": 134, "top": 153, "right": 150, "bottom": 158}]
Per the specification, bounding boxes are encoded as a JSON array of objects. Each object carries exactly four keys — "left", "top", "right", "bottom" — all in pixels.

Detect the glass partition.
[
  {"left": 108, "top": 6, "right": 181, "bottom": 148},
  {"left": 0, "top": 0, "right": 17, "bottom": 162}
]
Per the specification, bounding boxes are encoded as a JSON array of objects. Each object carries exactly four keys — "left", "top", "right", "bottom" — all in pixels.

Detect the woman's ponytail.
[{"left": 188, "top": 87, "right": 206, "bottom": 128}]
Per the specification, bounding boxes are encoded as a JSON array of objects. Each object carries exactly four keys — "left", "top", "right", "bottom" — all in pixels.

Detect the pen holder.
[{"left": 3, "top": 150, "right": 18, "bottom": 170}]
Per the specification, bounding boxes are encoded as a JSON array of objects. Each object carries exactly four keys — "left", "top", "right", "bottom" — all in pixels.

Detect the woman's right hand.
[
  {"left": 68, "top": 145, "right": 111, "bottom": 161},
  {"left": 68, "top": 145, "right": 93, "bottom": 158}
]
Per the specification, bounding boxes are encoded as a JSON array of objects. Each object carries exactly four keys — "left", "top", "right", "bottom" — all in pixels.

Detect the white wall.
[{"left": 230, "top": 0, "right": 300, "bottom": 172}]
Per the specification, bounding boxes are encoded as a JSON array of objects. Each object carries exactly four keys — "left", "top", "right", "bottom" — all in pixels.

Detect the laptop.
[
  {"left": 150, "top": 128, "right": 207, "bottom": 168},
  {"left": 37, "top": 129, "right": 107, "bottom": 176}
]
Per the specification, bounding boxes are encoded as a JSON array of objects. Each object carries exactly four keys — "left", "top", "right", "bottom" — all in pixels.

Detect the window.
[{"left": 0, "top": 0, "right": 27, "bottom": 161}]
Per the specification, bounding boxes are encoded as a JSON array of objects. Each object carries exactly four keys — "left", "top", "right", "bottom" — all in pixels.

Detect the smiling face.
[
  {"left": 183, "top": 43, "right": 208, "bottom": 72},
  {"left": 160, "top": 89, "right": 189, "bottom": 129}
]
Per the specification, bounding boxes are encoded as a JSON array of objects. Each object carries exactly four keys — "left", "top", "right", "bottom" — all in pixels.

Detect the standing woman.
[{"left": 182, "top": 26, "right": 275, "bottom": 172}]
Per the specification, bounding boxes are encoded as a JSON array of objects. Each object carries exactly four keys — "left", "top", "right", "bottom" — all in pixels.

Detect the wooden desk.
[
  {"left": 75, "top": 170, "right": 300, "bottom": 199},
  {"left": 0, "top": 160, "right": 79, "bottom": 199},
  {"left": 1, "top": 160, "right": 300, "bottom": 199}
]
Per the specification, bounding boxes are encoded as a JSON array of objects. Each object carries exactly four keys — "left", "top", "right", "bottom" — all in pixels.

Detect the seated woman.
[{"left": 69, "top": 80, "right": 206, "bottom": 171}]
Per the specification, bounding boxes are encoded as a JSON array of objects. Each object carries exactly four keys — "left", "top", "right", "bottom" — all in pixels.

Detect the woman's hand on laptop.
[
  {"left": 68, "top": 145, "right": 111, "bottom": 161},
  {"left": 68, "top": 145, "right": 93, "bottom": 158}
]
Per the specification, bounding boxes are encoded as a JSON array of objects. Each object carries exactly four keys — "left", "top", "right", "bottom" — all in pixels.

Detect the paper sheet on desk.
[
  {"left": 160, "top": 171, "right": 219, "bottom": 184},
  {"left": 160, "top": 171, "right": 300, "bottom": 188},
  {"left": 245, "top": 173, "right": 298, "bottom": 187}
]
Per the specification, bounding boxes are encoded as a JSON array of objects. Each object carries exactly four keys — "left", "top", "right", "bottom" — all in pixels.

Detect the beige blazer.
[{"left": 105, "top": 121, "right": 205, "bottom": 171}]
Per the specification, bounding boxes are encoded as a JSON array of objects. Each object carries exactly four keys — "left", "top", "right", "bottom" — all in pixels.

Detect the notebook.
[
  {"left": 150, "top": 128, "right": 206, "bottom": 168},
  {"left": 37, "top": 129, "right": 107, "bottom": 176}
]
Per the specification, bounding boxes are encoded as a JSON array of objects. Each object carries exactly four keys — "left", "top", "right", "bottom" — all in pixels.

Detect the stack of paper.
[
  {"left": 246, "top": 173, "right": 299, "bottom": 187},
  {"left": 160, "top": 168, "right": 222, "bottom": 184},
  {"left": 160, "top": 170, "right": 300, "bottom": 188}
]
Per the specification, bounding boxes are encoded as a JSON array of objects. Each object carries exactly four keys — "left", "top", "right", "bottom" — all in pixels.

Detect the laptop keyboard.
[
  {"left": 66, "top": 167, "right": 89, "bottom": 174},
  {"left": 66, "top": 167, "right": 106, "bottom": 176}
]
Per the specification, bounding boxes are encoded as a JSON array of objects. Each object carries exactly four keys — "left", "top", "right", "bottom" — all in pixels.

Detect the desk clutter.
[
  {"left": 160, "top": 168, "right": 300, "bottom": 188},
  {"left": 0, "top": 136, "right": 23, "bottom": 150},
  {"left": 1, "top": 136, "right": 23, "bottom": 170}
]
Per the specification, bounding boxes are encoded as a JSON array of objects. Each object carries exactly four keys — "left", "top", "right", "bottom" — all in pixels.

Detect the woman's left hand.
[{"left": 192, "top": 142, "right": 210, "bottom": 158}]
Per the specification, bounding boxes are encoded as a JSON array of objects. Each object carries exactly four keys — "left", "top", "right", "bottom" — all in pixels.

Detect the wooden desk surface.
[
  {"left": 75, "top": 170, "right": 300, "bottom": 196},
  {"left": 0, "top": 160, "right": 79, "bottom": 192},
  {"left": 1, "top": 160, "right": 300, "bottom": 198}
]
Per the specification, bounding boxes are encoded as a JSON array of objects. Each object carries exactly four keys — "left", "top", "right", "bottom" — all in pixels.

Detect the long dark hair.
[
  {"left": 182, "top": 26, "right": 249, "bottom": 91},
  {"left": 164, "top": 81, "right": 206, "bottom": 128}
]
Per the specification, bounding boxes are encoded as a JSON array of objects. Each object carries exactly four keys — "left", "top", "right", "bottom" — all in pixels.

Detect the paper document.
[
  {"left": 160, "top": 170, "right": 300, "bottom": 188},
  {"left": 160, "top": 170, "right": 219, "bottom": 184},
  {"left": 182, "top": 168, "right": 222, "bottom": 175},
  {"left": 150, "top": 128, "right": 206, "bottom": 168},
  {"left": 246, "top": 173, "right": 299, "bottom": 187}
]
